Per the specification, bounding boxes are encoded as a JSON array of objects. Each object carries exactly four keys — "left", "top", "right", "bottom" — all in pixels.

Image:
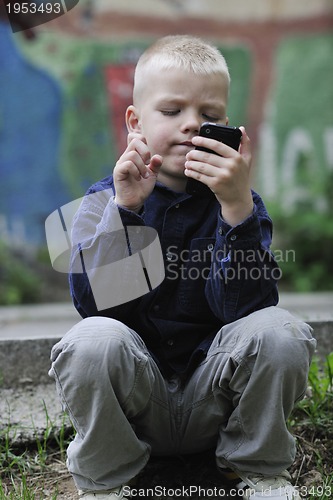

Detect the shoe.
[
  {"left": 237, "top": 470, "right": 300, "bottom": 499},
  {"left": 218, "top": 466, "right": 242, "bottom": 487},
  {"left": 78, "top": 485, "right": 129, "bottom": 499}
]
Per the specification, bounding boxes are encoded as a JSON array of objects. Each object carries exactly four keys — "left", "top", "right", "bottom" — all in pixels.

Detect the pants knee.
[
  {"left": 50, "top": 317, "right": 142, "bottom": 384},
  {"left": 250, "top": 307, "right": 316, "bottom": 382}
]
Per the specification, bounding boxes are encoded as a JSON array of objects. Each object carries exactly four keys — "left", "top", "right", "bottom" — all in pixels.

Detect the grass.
[
  {"left": 0, "top": 409, "right": 74, "bottom": 500},
  {"left": 289, "top": 352, "right": 333, "bottom": 498},
  {"left": 0, "top": 354, "right": 332, "bottom": 499}
]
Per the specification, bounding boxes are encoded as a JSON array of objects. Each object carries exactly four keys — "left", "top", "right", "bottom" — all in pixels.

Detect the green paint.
[{"left": 257, "top": 33, "right": 333, "bottom": 214}]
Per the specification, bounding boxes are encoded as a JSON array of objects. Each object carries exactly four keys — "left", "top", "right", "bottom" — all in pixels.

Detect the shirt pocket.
[{"left": 177, "top": 237, "right": 216, "bottom": 316}]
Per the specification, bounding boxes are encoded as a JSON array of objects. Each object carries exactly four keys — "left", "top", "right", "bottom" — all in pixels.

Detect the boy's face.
[{"left": 127, "top": 68, "right": 229, "bottom": 191}]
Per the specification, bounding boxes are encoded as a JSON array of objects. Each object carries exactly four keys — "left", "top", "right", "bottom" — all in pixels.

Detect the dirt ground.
[
  {"left": 37, "top": 439, "right": 333, "bottom": 499},
  {"left": 2, "top": 419, "right": 332, "bottom": 499},
  {"left": 49, "top": 451, "right": 245, "bottom": 500}
]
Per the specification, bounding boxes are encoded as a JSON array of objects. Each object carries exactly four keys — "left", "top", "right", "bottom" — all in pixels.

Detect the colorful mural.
[
  {"left": 0, "top": 26, "right": 251, "bottom": 244},
  {"left": 0, "top": 22, "right": 332, "bottom": 247}
]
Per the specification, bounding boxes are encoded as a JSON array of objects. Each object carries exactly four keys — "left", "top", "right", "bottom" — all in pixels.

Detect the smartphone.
[{"left": 186, "top": 122, "right": 242, "bottom": 196}]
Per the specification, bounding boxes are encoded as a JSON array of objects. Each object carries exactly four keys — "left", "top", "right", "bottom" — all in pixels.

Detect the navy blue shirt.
[{"left": 70, "top": 176, "right": 279, "bottom": 379}]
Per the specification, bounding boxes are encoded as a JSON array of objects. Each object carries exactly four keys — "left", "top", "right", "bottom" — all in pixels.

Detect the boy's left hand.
[{"left": 184, "top": 126, "right": 253, "bottom": 227}]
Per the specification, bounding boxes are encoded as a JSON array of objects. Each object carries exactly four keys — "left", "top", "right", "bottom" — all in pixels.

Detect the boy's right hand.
[{"left": 113, "top": 133, "right": 163, "bottom": 213}]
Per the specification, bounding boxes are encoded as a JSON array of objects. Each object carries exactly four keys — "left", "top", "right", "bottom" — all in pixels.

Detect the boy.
[{"left": 49, "top": 36, "right": 316, "bottom": 499}]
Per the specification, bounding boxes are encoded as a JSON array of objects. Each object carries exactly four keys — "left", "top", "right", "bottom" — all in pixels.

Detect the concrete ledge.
[
  {"left": 0, "top": 383, "right": 70, "bottom": 443},
  {"left": 278, "top": 292, "right": 333, "bottom": 358},
  {"left": 0, "top": 303, "right": 80, "bottom": 388},
  {"left": 305, "top": 320, "right": 333, "bottom": 355},
  {"left": 0, "top": 294, "right": 332, "bottom": 388},
  {"left": 0, "top": 338, "right": 60, "bottom": 388}
]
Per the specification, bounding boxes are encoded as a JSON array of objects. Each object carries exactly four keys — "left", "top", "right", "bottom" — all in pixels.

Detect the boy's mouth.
[{"left": 179, "top": 141, "right": 194, "bottom": 147}]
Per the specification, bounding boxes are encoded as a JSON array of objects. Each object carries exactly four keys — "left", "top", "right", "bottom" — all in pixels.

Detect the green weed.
[
  {"left": 290, "top": 353, "right": 333, "bottom": 499},
  {"left": 0, "top": 405, "right": 73, "bottom": 499},
  {"left": 293, "top": 352, "right": 333, "bottom": 430}
]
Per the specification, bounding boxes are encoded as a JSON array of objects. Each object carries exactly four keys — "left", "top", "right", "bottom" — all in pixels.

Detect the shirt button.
[
  {"left": 166, "top": 252, "right": 174, "bottom": 261},
  {"left": 175, "top": 204, "right": 180, "bottom": 209},
  {"left": 167, "top": 338, "right": 174, "bottom": 346},
  {"left": 207, "top": 243, "right": 214, "bottom": 251},
  {"left": 218, "top": 227, "right": 223, "bottom": 235},
  {"left": 230, "top": 235, "right": 237, "bottom": 241}
]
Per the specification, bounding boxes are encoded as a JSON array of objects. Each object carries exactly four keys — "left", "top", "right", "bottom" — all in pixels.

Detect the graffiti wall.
[
  {"left": 256, "top": 33, "right": 333, "bottom": 215},
  {"left": 0, "top": 20, "right": 332, "bottom": 246},
  {"left": 0, "top": 25, "right": 251, "bottom": 243}
]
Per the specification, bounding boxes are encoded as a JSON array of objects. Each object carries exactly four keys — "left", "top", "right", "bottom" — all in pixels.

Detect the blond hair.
[{"left": 133, "top": 35, "right": 230, "bottom": 104}]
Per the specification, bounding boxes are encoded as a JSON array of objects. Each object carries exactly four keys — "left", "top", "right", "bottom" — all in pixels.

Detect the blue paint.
[{"left": 0, "top": 21, "right": 70, "bottom": 244}]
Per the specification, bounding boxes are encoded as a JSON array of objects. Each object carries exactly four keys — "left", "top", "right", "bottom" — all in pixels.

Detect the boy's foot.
[
  {"left": 219, "top": 468, "right": 300, "bottom": 499},
  {"left": 78, "top": 485, "right": 129, "bottom": 499},
  {"left": 237, "top": 470, "right": 300, "bottom": 499}
]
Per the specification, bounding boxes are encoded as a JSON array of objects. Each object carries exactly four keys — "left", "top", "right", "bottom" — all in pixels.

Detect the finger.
[
  {"left": 128, "top": 137, "right": 150, "bottom": 159},
  {"left": 239, "top": 126, "right": 252, "bottom": 164},
  {"left": 116, "top": 150, "right": 148, "bottom": 180},
  {"left": 186, "top": 148, "right": 223, "bottom": 167},
  {"left": 114, "top": 161, "right": 141, "bottom": 182},
  {"left": 184, "top": 159, "right": 218, "bottom": 180},
  {"left": 147, "top": 155, "right": 163, "bottom": 175},
  {"left": 127, "top": 132, "right": 147, "bottom": 146},
  {"left": 191, "top": 135, "right": 239, "bottom": 158}
]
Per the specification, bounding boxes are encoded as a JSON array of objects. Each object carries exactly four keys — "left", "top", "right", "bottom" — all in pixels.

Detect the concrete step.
[
  {"left": 0, "top": 302, "right": 80, "bottom": 388},
  {"left": 0, "top": 294, "right": 332, "bottom": 388},
  {"left": 0, "top": 383, "right": 71, "bottom": 443}
]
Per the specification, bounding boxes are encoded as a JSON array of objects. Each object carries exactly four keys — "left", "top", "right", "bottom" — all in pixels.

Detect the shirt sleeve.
[
  {"left": 205, "top": 191, "right": 280, "bottom": 323},
  {"left": 69, "top": 184, "right": 148, "bottom": 318}
]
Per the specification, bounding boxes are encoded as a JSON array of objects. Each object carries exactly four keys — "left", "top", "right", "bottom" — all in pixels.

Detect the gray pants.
[{"left": 49, "top": 306, "right": 316, "bottom": 491}]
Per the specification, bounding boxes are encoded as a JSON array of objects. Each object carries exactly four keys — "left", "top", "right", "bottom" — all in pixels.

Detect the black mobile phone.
[{"left": 186, "top": 123, "right": 242, "bottom": 196}]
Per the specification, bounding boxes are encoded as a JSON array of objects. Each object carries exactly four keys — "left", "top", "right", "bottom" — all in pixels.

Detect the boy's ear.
[
  {"left": 126, "top": 105, "right": 141, "bottom": 133},
  {"left": 226, "top": 116, "right": 229, "bottom": 126}
]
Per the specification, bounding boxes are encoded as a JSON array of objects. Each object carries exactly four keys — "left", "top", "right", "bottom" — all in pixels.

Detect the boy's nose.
[{"left": 180, "top": 112, "right": 201, "bottom": 135}]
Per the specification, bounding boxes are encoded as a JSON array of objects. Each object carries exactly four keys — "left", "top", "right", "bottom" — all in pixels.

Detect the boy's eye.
[
  {"left": 203, "top": 114, "right": 220, "bottom": 122},
  {"left": 161, "top": 110, "right": 180, "bottom": 116}
]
